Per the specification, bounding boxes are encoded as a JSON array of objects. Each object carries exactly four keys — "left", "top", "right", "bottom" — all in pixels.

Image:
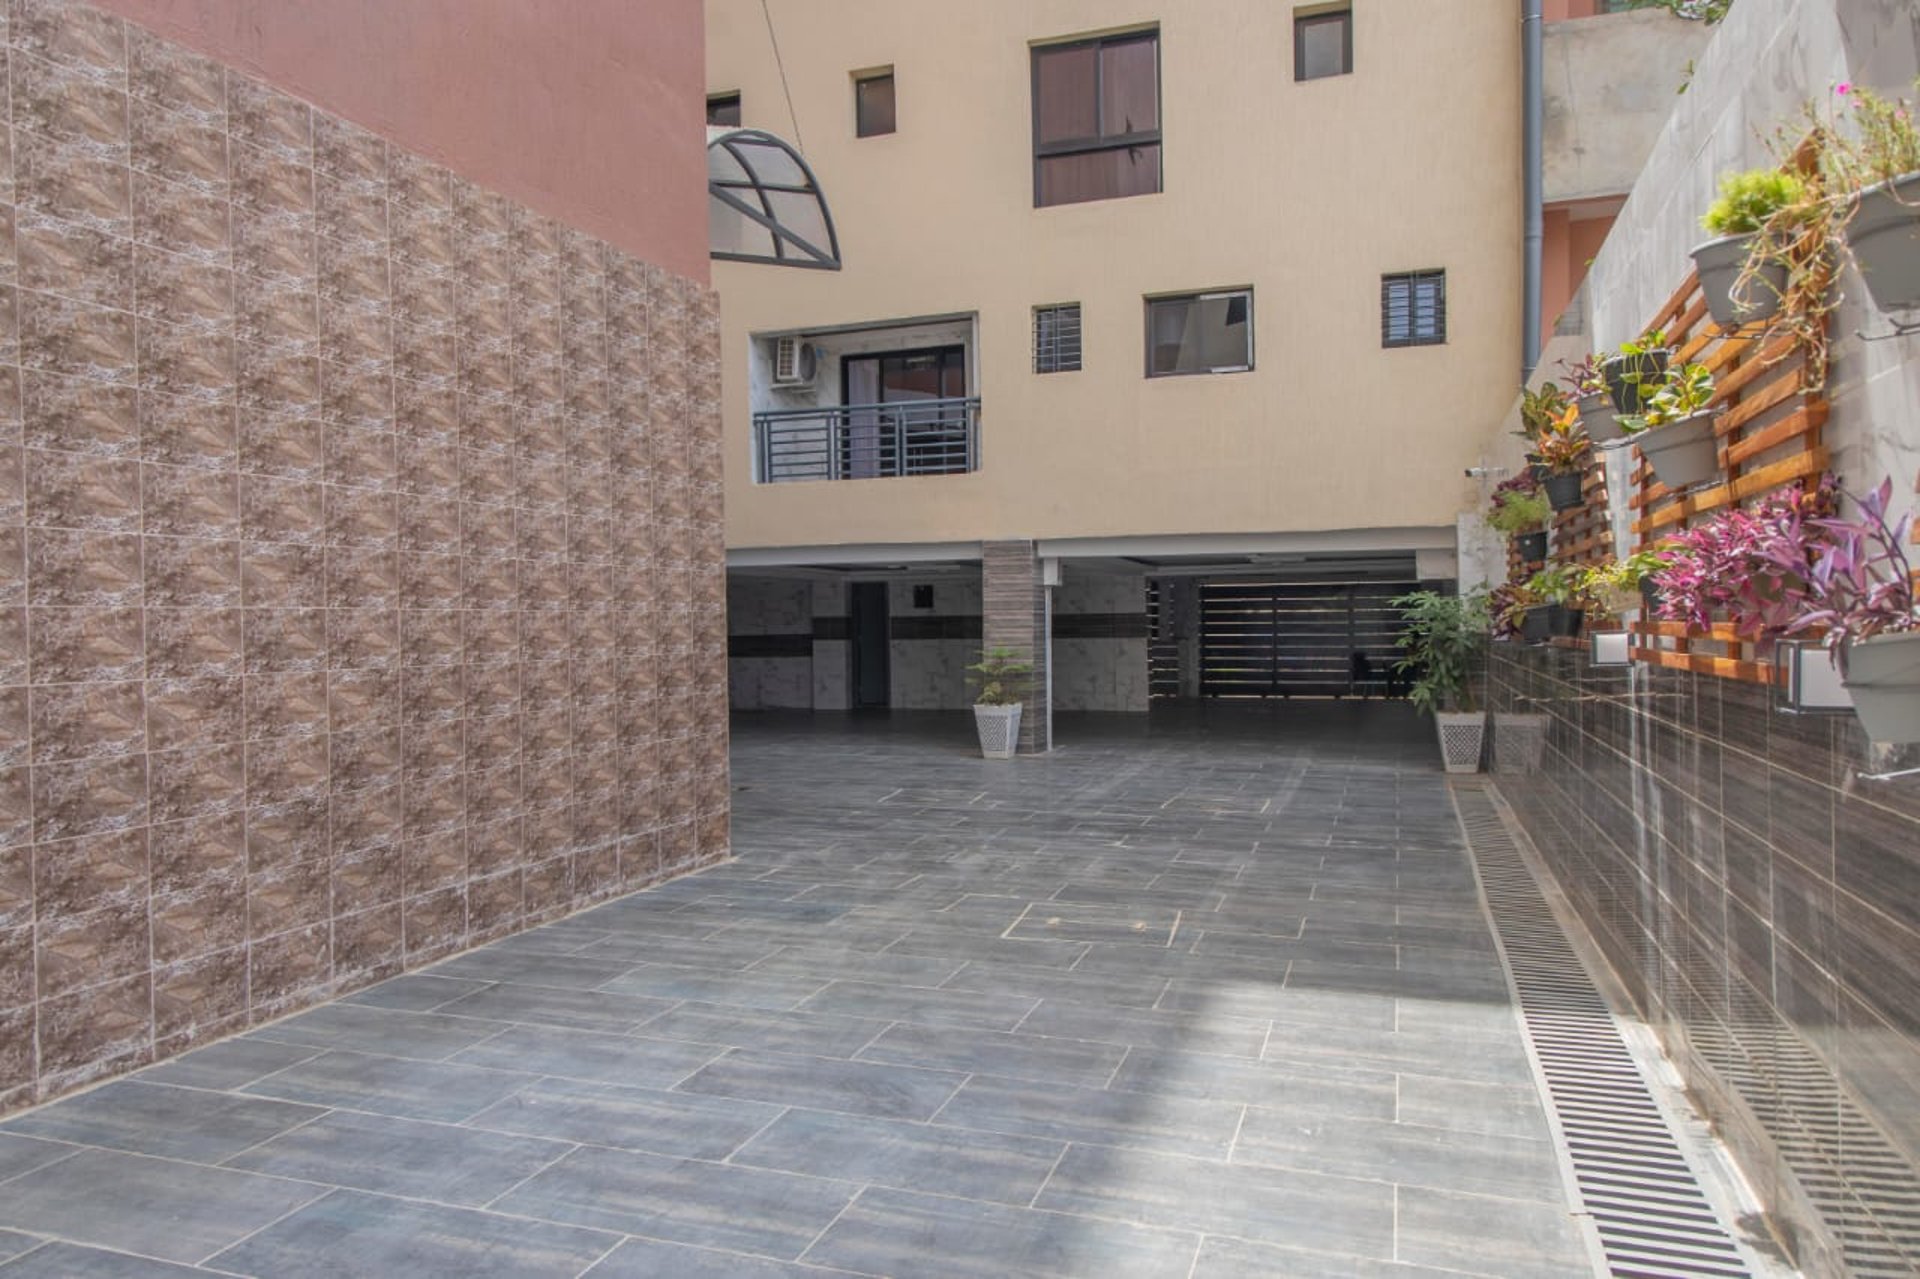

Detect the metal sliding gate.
[{"left": 1198, "top": 579, "right": 1416, "bottom": 698}]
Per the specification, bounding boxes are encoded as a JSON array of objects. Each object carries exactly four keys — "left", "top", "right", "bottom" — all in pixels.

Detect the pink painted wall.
[
  {"left": 1542, "top": 207, "right": 1618, "bottom": 332},
  {"left": 1544, "top": 0, "right": 1607, "bottom": 21},
  {"left": 92, "top": 0, "right": 710, "bottom": 283}
]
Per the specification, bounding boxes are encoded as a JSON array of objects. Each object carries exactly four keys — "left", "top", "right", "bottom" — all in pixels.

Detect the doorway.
[
  {"left": 850, "top": 582, "right": 891, "bottom": 708},
  {"left": 841, "top": 345, "right": 968, "bottom": 478}
]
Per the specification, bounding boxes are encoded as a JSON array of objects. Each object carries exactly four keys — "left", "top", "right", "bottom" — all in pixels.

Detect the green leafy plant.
[
  {"left": 1621, "top": 362, "right": 1714, "bottom": 434},
  {"left": 1516, "top": 381, "right": 1573, "bottom": 440},
  {"left": 1577, "top": 551, "right": 1670, "bottom": 619},
  {"left": 1561, "top": 353, "right": 1608, "bottom": 398},
  {"left": 1608, "top": 326, "right": 1671, "bottom": 410},
  {"left": 1391, "top": 589, "right": 1490, "bottom": 716},
  {"left": 1525, "top": 565, "right": 1588, "bottom": 609},
  {"left": 1487, "top": 486, "right": 1551, "bottom": 536},
  {"left": 1532, "top": 408, "right": 1591, "bottom": 474},
  {"left": 965, "top": 648, "right": 1033, "bottom": 706},
  {"left": 1701, "top": 168, "right": 1811, "bottom": 235}
]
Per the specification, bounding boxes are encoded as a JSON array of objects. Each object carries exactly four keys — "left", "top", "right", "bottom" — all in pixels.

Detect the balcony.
[{"left": 754, "top": 397, "right": 980, "bottom": 482}]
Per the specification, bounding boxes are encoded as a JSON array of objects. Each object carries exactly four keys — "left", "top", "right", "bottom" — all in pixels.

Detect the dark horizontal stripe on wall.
[
  {"left": 813, "top": 617, "right": 850, "bottom": 640},
  {"left": 891, "top": 615, "right": 984, "bottom": 640},
  {"left": 1055, "top": 612, "right": 1151, "bottom": 639},
  {"left": 729, "top": 634, "right": 815, "bottom": 658}
]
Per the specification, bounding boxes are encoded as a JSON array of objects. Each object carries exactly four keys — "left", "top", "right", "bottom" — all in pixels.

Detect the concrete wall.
[
  {"left": 0, "top": 1, "right": 728, "bottom": 1114},
  {"left": 89, "top": 0, "right": 710, "bottom": 282},
  {"left": 710, "top": 0, "right": 1524, "bottom": 552},
  {"left": 726, "top": 577, "right": 812, "bottom": 710},
  {"left": 1053, "top": 569, "right": 1149, "bottom": 713}
]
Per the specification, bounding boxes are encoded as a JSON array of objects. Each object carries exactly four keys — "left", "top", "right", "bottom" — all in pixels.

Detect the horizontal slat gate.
[{"left": 1199, "top": 580, "right": 1415, "bottom": 698}]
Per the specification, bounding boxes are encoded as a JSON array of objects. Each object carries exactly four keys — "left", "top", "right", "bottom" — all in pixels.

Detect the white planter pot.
[
  {"left": 1434, "top": 711, "right": 1487, "bottom": 775},
  {"left": 973, "top": 703, "right": 1023, "bottom": 758},
  {"left": 1492, "top": 712, "right": 1549, "bottom": 775},
  {"left": 1637, "top": 410, "right": 1720, "bottom": 491},
  {"left": 1843, "top": 632, "right": 1920, "bottom": 744}
]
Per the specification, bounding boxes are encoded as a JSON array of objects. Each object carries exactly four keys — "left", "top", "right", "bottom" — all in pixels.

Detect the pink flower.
[{"left": 1836, "top": 81, "right": 1852, "bottom": 95}]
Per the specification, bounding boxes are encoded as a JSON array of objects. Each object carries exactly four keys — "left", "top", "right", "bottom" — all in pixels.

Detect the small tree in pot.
[
  {"left": 1691, "top": 167, "right": 1811, "bottom": 328},
  {"left": 966, "top": 647, "right": 1034, "bottom": 759},
  {"left": 1392, "top": 589, "right": 1491, "bottom": 774},
  {"left": 1533, "top": 410, "right": 1593, "bottom": 512}
]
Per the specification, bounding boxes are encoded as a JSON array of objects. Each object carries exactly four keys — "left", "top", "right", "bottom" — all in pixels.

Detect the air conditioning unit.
[{"left": 771, "top": 336, "right": 818, "bottom": 388}]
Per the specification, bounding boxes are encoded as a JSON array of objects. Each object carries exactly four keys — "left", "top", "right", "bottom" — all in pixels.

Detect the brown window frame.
[
  {"left": 1294, "top": 6, "right": 1353, "bottom": 81},
  {"left": 854, "top": 69, "right": 896, "bottom": 137},
  {"left": 1030, "top": 28, "right": 1163, "bottom": 209}
]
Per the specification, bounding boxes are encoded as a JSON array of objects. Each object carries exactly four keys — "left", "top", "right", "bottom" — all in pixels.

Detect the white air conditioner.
[{"left": 771, "top": 336, "right": 818, "bottom": 388}]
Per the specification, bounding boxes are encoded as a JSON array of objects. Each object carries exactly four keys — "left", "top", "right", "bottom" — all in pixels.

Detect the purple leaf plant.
[
  {"left": 1651, "top": 478, "right": 1838, "bottom": 649},
  {"left": 1787, "top": 477, "right": 1918, "bottom": 671}
]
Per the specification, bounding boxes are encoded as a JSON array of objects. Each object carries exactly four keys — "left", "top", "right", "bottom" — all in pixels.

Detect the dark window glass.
[
  {"left": 1032, "top": 30, "right": 1161, "bottom": 207},
  {"left": 1382, "top": 270, "right": 1446, "bottom": 347},
  {"left": 707, "top": 93, "right": 741, "bottom": 127},
  {"left": 1295, "top": 8, "right": 1352, "bottom": 81},
  {"left": 1146, "top": 290, "right": 1253, "bottom": 377},
  {"left": 856, "top": 72, "right": 896, "bottom": 137},
  {"left": 1034, "top": 304, "right": 1083, "bottom": 373}
]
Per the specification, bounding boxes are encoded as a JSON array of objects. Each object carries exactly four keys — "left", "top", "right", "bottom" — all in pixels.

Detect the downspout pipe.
[{"left": 1522, "top": 0, "right": 1544, "bottom": 383}]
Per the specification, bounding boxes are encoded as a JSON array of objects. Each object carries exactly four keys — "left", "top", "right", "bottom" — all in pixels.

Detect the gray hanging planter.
[
  {"left": 1637, "top": 411, "right": 1719, "bottom": 491},
  {"left": 1842, "top": 631, "right": 1920, "bottom": 744},
  {"left": 1514, "top": 530, "right": 1548, "bottom": 563},
  {"left": 1603, "top": 348, "right": 1669, "bottom": 413},
  {"left": 1846, "top": 171, "right": 1920, "bottom": 314},
  {"left": 1691, "top": 231, "right": 1788, "bottom": 328},
  {"left": 1543, "top": 472, "right": 1585, "bottom": 512},
  {"left": 1578, "top": 390, "right": 1626, "bottom": 445}
]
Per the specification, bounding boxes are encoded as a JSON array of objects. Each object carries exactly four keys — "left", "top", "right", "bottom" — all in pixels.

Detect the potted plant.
[
  {"left": 1563, "top": 354, "right": 1626, "bottom": 445},
  {"left": 1622, "top": 361, "right": 1720, "bottom": 490},
  {"left": 1489, "top": 581, "right": 1538, "bottom": 642},
  {"left": 1392, "top": 588, "right": 1491, "bottom": 774},
  {"left": 1525, "top": 565, "right": 1587, "bottom": 639},
  {"left": 1533, "top": 409, "right": 1592, "bottom": 512},
  {"left": 1650, "top": 480, "right": 1835, "bottom": 643},
  {"left": 1487, "top": 475, "right": 1551, "bottom": 563},
  {"left": 1789, "top": 477, "right": 1920, "bottom": 742},
  {"left": 1826, "top": 80, "right": 1920, "bottom": 314},
  {"left": 1691, "top": 167, "right": 1810, "bottom": 327},
  {"left": 1602, "top": 326, "right": 1670, "bottom": 413},
  {"left": 965, "top": 647, "right": 1033, "bottom": 759},
  {"left": 1584, "top": 546, "right": 1672, "bottom": 618},
  {"left": 1515, "top": 383, "right": 1571, "bottom": 482}
]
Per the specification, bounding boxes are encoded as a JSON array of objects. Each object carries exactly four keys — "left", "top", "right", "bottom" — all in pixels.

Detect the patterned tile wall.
[
  {"left": 0, "top": 0, "right": 730, "bottom": 1112},
  {"left": 1489, "top": 645, "right": 1920, "bottom": 1274}
]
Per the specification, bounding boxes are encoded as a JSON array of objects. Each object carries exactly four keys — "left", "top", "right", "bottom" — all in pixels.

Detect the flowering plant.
[
  {"left": 1826, "top": 81, "right": 1920, "bottom": 190},
  {"left": 1652, "top": 479, "right": 1837, "bottom": 642},
  {"left": 1787, "top": 478, "right": 1918, "bottom": 669}
]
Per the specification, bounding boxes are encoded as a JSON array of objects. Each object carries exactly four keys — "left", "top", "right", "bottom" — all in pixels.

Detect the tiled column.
[{"left": 982, "top": 541, "right": 1052, "bottom": 753}]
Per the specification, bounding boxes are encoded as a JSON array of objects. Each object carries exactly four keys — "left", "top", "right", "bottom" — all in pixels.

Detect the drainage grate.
[{"left": 1450, "top": 784, "right": 1755, "bottom": 1279}]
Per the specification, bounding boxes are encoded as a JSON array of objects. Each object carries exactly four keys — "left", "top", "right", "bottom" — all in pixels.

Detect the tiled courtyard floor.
[{"left": 0, "top": 706, "right": 1597, "bottom": 1277}]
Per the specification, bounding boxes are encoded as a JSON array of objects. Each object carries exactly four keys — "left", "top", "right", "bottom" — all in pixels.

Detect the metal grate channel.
[{"left": 1450, "top": 785, "right": 1754, "bottom": 1278}]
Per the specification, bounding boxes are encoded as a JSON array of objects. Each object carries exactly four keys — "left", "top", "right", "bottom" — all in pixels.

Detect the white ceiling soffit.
[{"left": 707, "top": 127, "right": 841, "bottom": 270}]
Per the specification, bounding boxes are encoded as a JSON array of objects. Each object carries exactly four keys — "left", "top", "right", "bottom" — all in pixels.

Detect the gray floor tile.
[
  {"left": 426, "top": 950, "right": 643, "bottom": 990},
  {"left": 468, "top": 1076, "right": 783, "bottom": 1160},
  {"left": 1191, "top": 1235, "right": 1515, "bottom": 1278},
  {"left": 732, "top": 1108, "right": 1062, "bottom": 1205},
  {"left": 0, "top": 1148, "right": 325, "bottom": 1264},
  {"left": 494, "top": 1145, "right": 857, "bottom": 1259},
  {"left": 747, "top": 948, "right": 965, "bottom": 988},
  {"left": 208, "top": 1188, "right": 619, "bottom": 1278},
  {"left": 678, "top": 1049, "right": 966, "bottom": 1121},
  {"left": 1234, "top": 1107, "right": 1568, "bottom": 1201},
  {"left": 0, "top": 1134, "right": 80, "bottom": 1184},
  {"left": 795, "top": 980, "right": 1038, "bottom": 1031},
  {"left": 430, "top": 981, "right": 681, "bottom": 1033},
  {"left": 801, "top": 1187, "right": 1200, "bottom": 1279},
  {"left": 583, "top": 1236, "right": 864, "bottom": 1278},
  {"left": 881, "top": 930, "right": 1090, "bottom": 969},
  {"left": 1017, "top": 999, "right": 1270, "bottom": 1057},
  {"left": 246, "top": 1003, "right": 505, "bottom": 1059},
  {"left": 1034, "top": 1142, "right": 1395, "bottom": 1257},
  {"left": 574, "top": 933, "right": 782, "bottom": 970},
  {"left": 239, "top": 1049, "right": 537, "bottom": 1123},
  {"left": 857, "top": 1023, "right": 1126, "bottom": 1088},
  {"left": 1109, "top": 1046, "right": 1396, "bottom": 1119},
  {"left": 597, "top": 965, "right": 829, "bottom": 1011},
  {"left": 134, "top": 1039, "right": 323, "bottom": 1092},
  {"left": 223, "top": 1109, "right": 572, "bottom": 1205},
  {"left": 931, "top": 1073, "right": 1242, "bottom": 1159},
  {"left": 939, "top": 960, "right": 1168, "bottom": 1010},
  {"left": 1395, "top": 1074, "right": 1557, "bottom": 1142},
  {"left": 339, "top": 973, "right": 494, "bottom": 1011},
  {"left": 448, "top": 1024, "right": 725, "bottom": 1088},
  {"left": 0, "top": 1231, "right": 38, "bottom": 1265},
  {"left": 632, "top": 1002, "right": 892, "bottom": 1058},
  {"left": 2, "top": 1081, "right": 322, "bottom": 1163},
  {"left": 1395, "top": 1185, "right": 1594, "bottom": 1277},
  {"left": 0, "top": 1241, "right": 213, "bottom": 1276}
]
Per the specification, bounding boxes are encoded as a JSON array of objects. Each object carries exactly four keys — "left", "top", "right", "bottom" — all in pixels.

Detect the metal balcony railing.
[{"left": 754, "top": 396, "right": 980, "bottom": 483}]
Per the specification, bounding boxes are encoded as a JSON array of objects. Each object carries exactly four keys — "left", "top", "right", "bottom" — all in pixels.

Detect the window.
[
  {"left": 1382, "top": 270, "right": 1446, "bottom": 347},
  {"left": 1294, "top": 6, "right": 1352, "bottom": 81},
  {"left": 1034, "top": 304, "right": 1082, "bottom": 373},
  {"left": 1146, "top": 289, "right": 1252, "bottom": 377},
  {"left": 855, "top": 70, "right": 896, "bottom": 137},
  {"left": 707, "top": 93, "right": 741, "bottom": 127},
  {"left": 1031, "top": 29, "right": 1161, "bottom": 208}
]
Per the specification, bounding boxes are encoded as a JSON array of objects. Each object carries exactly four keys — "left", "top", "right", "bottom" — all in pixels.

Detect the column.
[{"left": 982, "top": 540, "right": 1052, "bottom": 753}]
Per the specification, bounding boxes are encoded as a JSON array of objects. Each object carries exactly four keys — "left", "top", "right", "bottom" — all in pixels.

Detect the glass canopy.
[{"left": 707, "top": 127, "right": 841, "bottom": 270}]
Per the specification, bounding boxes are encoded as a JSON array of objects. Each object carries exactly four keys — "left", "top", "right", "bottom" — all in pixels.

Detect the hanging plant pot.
[
  {"left": 1543, "top": 471, "right": 1585, "bottom": 512},
  {"left": 1637, "top": 410, "right": 1720, "bottom": 491},
  {"left": 1578, "top": 390, "right": 1626, "bottom": 445},
  {"left": 1641, "top": 576, "right": 1662, "bottom": 614},
  {"left": 1434, "top": 710, "right": 1487, "bottom": 774},
  {"left": 1546, "top": 605, "right": 1585, "bottom": 639},
  {"left": 972, "top": 703, "right": 1022, "bottom": 759},
  {"left": 1690, "top": 231, "right": 1789, "bottom": 328},
  {"left": 1522, "top": 606, "right": 1553, "bottom": 644},
  {"left": 1845, "top": 171, "right": 1920, "bottom": 314},
  {"left": 1525, "top": 452, "right": 1549, "bottom": 483},
  {"left": 1841, "top": 631, "right": 1920, "bottom": 744},
  {"left": 1603, "top": 348, "right": 1669, "bottom": 413},
  {"left": 1514, "top": 529, "right": 1548, "bottom": 563}
]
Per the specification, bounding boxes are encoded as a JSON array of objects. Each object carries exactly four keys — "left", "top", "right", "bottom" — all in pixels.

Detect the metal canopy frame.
[{"left": 707, "top": 126, "right": 841, "bottom": 270}]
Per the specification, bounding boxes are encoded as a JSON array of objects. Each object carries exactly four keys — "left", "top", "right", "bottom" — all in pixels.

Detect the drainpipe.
[{"left": 1522, "top": 0, "right": 1544, "bottom": 383}]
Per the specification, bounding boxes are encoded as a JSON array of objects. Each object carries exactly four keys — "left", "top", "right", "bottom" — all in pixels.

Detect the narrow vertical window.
[
  {"left": 1031, "top": 29, "right": 1162, "bottom": 207},
  {"left": 1381, "top": 270, "right": 1446, "bottom": 347},
  {"left": 855, "top": 70, "right": 896, "bottom": 137},
  {"left": 707, "top": 92, "right": 742, "bottom": 127},
  {"left": 1034, "top": 304, "right": 1083, "bottom": 373},
  {"left": 1294, "top": 6, "right": 1352, "bottom": 81}
]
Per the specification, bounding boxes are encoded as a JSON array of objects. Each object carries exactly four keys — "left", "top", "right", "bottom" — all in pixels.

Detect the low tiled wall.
[
  {"left": 0, "top": 2, "right": 729, "bottom": 1112},
  {"left": 1488, "top": 644, "right": 1920, "bottom": 1275}
]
